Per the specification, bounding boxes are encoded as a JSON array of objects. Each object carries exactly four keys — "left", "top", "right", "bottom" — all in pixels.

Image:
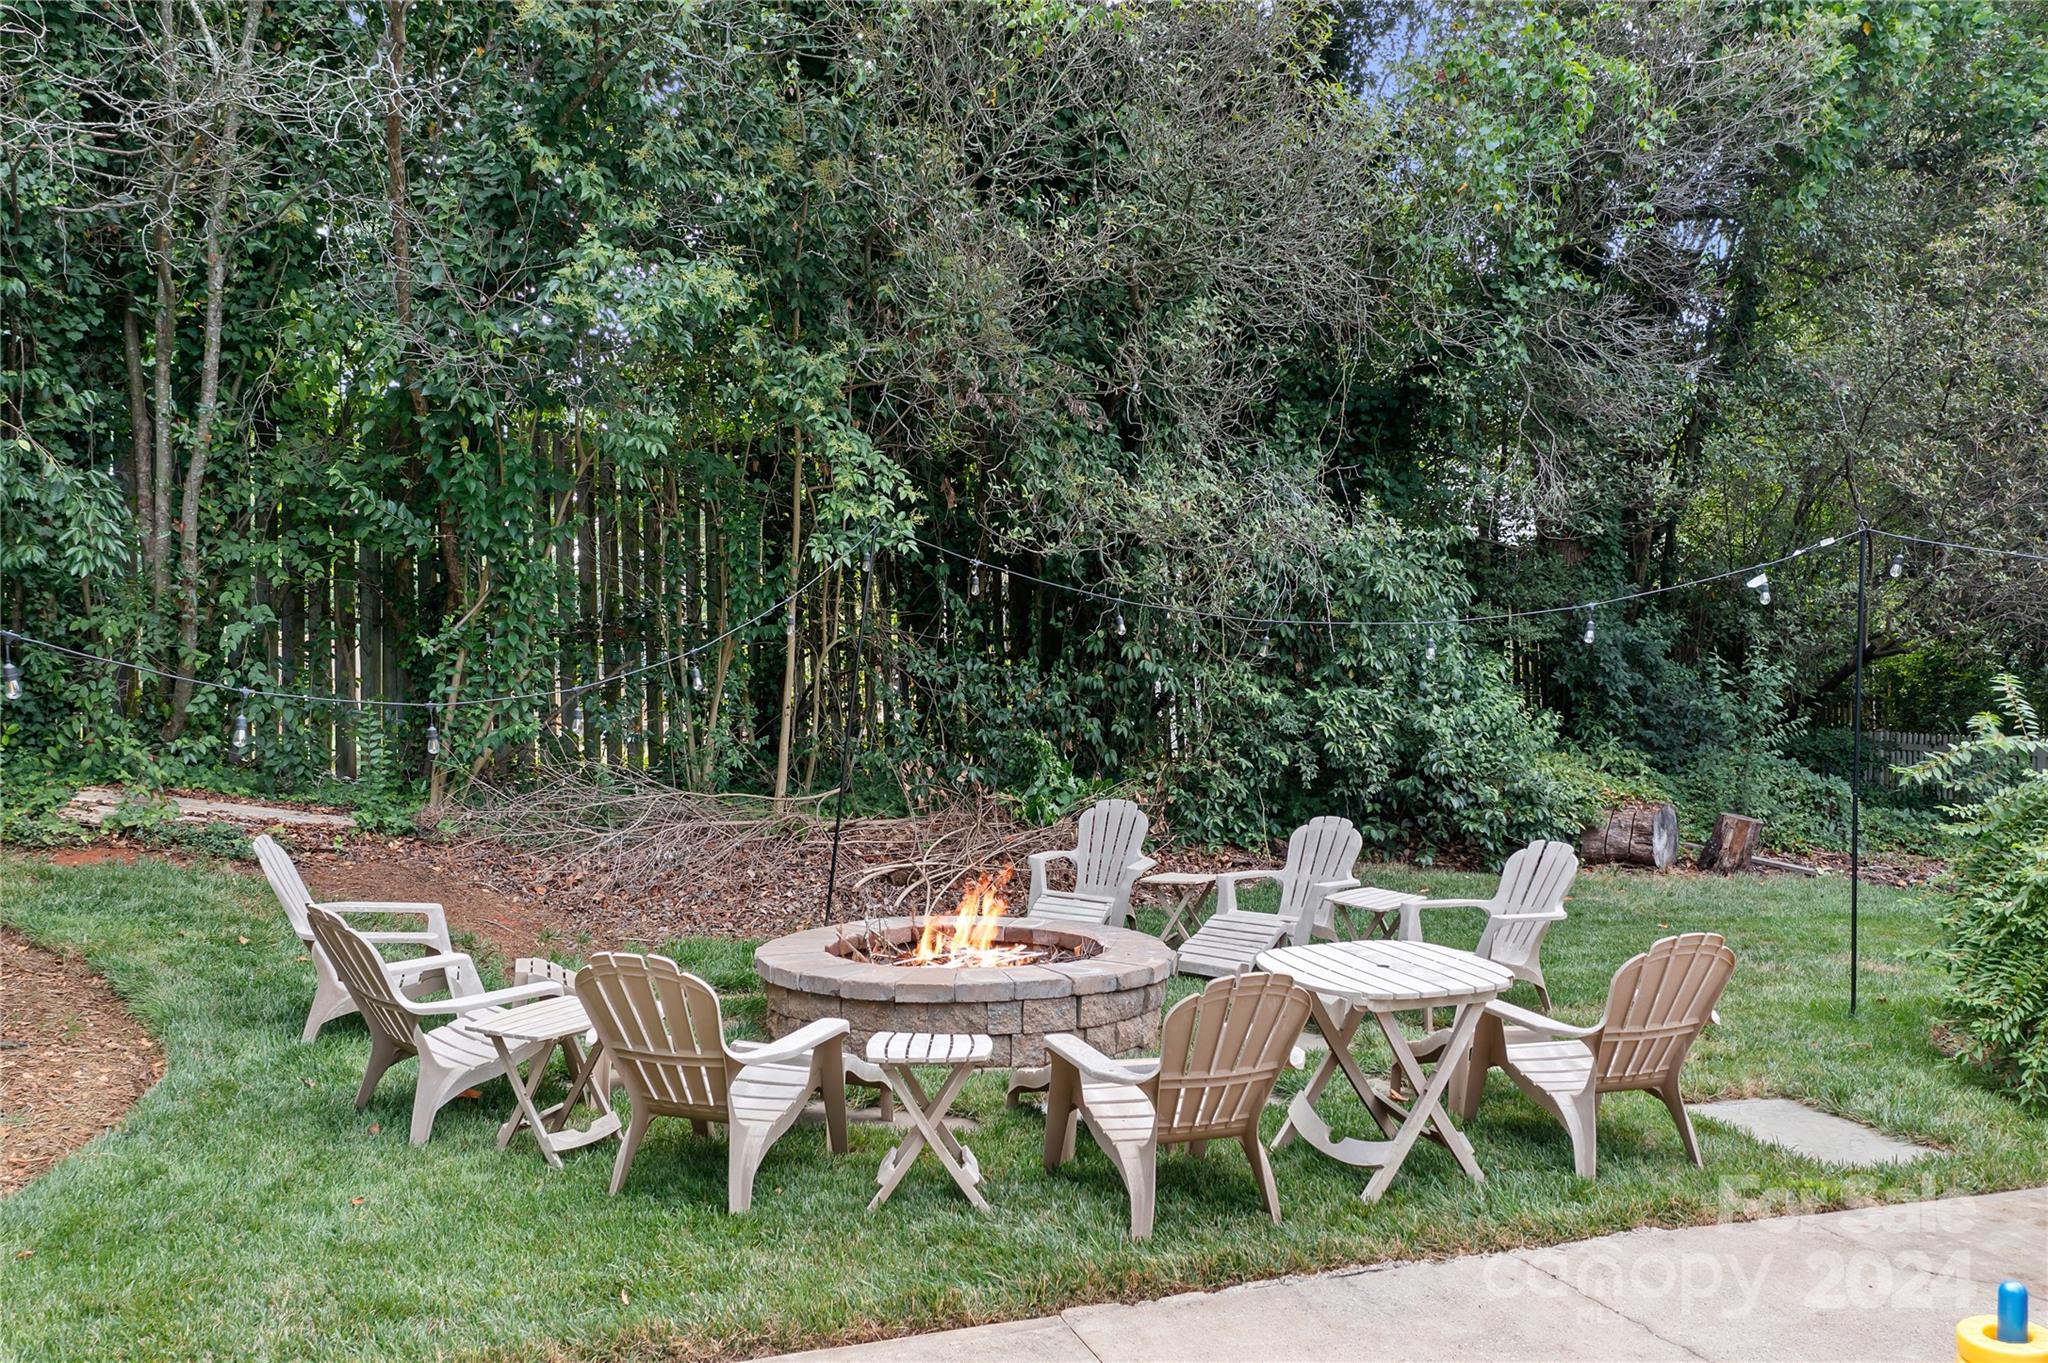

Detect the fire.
[{"left": 912, "top": 869, "right": 1032, "bottom": 966}]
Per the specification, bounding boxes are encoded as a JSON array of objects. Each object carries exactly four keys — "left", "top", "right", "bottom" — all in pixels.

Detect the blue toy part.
[{"left": 2000, "top": 1282, "right": 2031, "bottom": 1346}]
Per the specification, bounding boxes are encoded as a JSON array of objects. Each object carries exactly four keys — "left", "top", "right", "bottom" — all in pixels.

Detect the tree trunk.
[
  {"left": 772, "top": 435, "right": 803, "bottom": 804},
  {"left": 1580, "top": 802, "right": 1679, "bottom": 869},
  {"left": 1697, "top": 813, "right": 1763, "bottom": 875}
]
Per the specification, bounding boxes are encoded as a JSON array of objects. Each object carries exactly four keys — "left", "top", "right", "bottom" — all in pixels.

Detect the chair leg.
[
  {"left": 1561, "top": 1089, "right": 1600, "bottom": 1180},
  {"left": 817, "top": 1038, "right": 849, "bottom": 1155},
  {"left": 304, "top": 956, "right": 357, "bottom": 1043},
  {"left": 1242, "top": 1133, "right": 1282, "bottom": 1224},
  {"left": 1531, "top": 975, "right": 1553, "bottom": 1014},
  {"left": 1043, "top": 1063, "right": 1077, "bottom": 1171},
  {"left": 729, "top": 1126, "right": 769, "bottom": 1214},
  {"left": 1114, "top": 1139, "right": 1157, "bottom": 1241},
  {"left": 410, "top": 1070, "right": 454, "bottom": 1146},
  {"left": 610, "top": 1108, "right": 653, "bottom": 1196},
  {"left": 355, "top": 1036, "right": 403, "bottom": 1111},
  {"left": 1658, "top": 1078, "right": 1703, "bottom": 1166}
]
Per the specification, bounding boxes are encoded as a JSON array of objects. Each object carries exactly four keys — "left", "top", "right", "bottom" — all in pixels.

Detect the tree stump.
[
  {"left": 1697, "top": 813, "right": 1763, "bottom": 874},
  {"left": 1580, "top": 802, "right": 1679, "bottom": 869}
]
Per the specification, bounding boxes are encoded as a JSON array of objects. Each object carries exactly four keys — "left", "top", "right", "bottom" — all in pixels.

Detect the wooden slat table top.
[
  {"left": 465, "top": 994, "right": 590, "bottom": 1043},
  {"left": 867, "top": 1032, "right": 995, "bottom": 1066},
  {"left": 1257, "top": 941, "right": 1511, "bottom": 1009},
  {"left": 1324, "top": 886, "right": 1427, "bottom": 910}
]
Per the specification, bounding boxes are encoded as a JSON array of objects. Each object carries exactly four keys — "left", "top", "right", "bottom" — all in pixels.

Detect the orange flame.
[{"left": 913, "top": 868, "right": 1028, "bottom": 966}]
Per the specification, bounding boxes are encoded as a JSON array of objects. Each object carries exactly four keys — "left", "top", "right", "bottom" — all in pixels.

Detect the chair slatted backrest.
[
  {"left": 1072, "top": 799, "right": 1150, "bottom": 900},
  {"left": 1152, "top": 973, "right": 1312, "bottom": 1144},
  {"left": 1478, "top": 839, "right": 1579, "bottom": 958},
  {"left": 1275, "top": 817, "right": 1362, "bottom": 923},
  {"left": 305, "top": 907, "right": 420, "bottom": 1048},
  {"left": 1593, "top": 933, "right": 1735, "bottom": 1090},
  {"left": 576, "top": 953, "right": 731, "bottom": 1118},
  {"left": 253, "top": 834, "right": 316, "bottom": 937}
]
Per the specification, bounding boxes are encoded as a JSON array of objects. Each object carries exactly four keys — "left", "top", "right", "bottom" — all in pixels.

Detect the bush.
[{"left": 1904, "top": 677, "right": 2048, "bottom": 1109}]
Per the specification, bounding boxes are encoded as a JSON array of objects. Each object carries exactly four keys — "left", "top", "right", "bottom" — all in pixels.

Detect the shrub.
[{"left": 1904, "top": 677, "right": 2048, "bottom": 1109}]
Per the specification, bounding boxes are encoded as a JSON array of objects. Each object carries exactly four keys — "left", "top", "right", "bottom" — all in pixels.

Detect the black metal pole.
[
  {"left": 1849, "top": 521, "right": 1869, "bottom": 1015},
  {"left": 823, "top": 539, "right": 876, "bottom": 927}
]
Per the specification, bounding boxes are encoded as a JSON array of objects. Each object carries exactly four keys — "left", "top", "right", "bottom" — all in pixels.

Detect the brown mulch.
[
  {"left": 1758, "top": 848, "right": 1950, "bottom": 888},
  {"left": 0, "top": 927, "right": 164, "bottom": 1195}
]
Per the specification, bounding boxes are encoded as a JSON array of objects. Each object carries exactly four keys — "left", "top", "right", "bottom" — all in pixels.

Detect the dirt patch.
[
  {"left": 0, "top": 927, "right": 164, "bottom": 1195},
  {"left": 44, "top": 846, "right": 146, "bottom": 868}
]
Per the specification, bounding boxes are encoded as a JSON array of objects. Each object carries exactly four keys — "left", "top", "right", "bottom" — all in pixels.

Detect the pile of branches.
[{"left": 451, "top": 762, "right": 1107, "bottom": 924}]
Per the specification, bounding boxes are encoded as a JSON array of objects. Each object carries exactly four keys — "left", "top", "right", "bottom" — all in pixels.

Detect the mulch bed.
[{"left": 0, "top": 927, "right": 164, "bottom": 1195}]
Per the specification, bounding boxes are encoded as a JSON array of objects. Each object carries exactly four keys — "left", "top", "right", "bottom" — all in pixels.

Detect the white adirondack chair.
[
  {"left": 253, "top": 833, "right": 453, "bottom": 1041},
  {"left": 1175, "top": 817, "right": 1362, "bottom": 978},
  {"left": 575, "top": 952, "right": 850, "bottom": 1212},
  {"left": 1436, "top": 932, "right": 1736, "bottom": 1179},
  {"left": 305, "top": 907, "right": 564, "bottom": 1144},
  {"left": 1024, "top": 798, "right": 1156, "bottom": 927},
  {"left": 1396, "top": 839, "right": 1578, "bottom": 1008},
  {"left": 1042, "top": 972, "right": 1313, "bottom": 1240}
]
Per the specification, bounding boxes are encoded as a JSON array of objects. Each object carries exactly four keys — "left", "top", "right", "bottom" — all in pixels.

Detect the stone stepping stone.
[{"left": 1693, "top": 1098, "right": 1935, "bottom": 1167}]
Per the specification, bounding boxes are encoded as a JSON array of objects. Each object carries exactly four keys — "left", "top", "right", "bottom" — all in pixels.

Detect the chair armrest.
[
  {"left": 1484, "top": 998, "right": 1602, "bottom": 1040},
  {"left": 385, "top": 950, "right": 478, "bottom": 983},
  {"left": 318, "top": 901, "right": 451, "bottom": 948},
  {"left": 1127, "top": 855, "right": 1158, "bottom": 880},
  {"left": 1045, "top": 1032, "right": 1159, "bottom": 1085},
  {"left": 1212, "top": 868, "right": 1282, "bottom": 915},
  {"left": 361, "top": 930, "right": 448, "bottom": 951},
  {"left": 728, "top": 1017, "right": 849, "bottom": 1068},
  {"left": 1397, "top": 897, "right": 1494, "bottom": 940},
  {"left": 408, "top": 980, "right": 563, "bottom": 1018},
  {"left": 1489, "top": 907, "right": 1568, "bottom": 925},
  {"left": 1028, "top": 849, "right": 1076, "bottom": 904}
]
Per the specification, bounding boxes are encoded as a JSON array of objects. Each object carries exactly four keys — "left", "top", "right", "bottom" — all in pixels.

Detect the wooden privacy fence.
[{"left": 1862, "top": 728, "right": 2048, "bottom": 788}]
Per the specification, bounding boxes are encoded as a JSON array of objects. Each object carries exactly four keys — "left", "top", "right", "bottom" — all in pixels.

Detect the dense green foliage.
[
  {"left": 1905, "top": 678, "right": 2048, "bottom": 1108},
  {"left": 6, "top": 853, "right": 2043, "bottom": 1360},
  {"left": 2, "top": 1, "right": 2043, "bottom": 847}
]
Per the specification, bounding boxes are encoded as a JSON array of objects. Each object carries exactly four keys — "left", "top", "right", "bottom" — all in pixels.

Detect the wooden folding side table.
[
  {"left": 1137, "top": 871, "right": 1220, "bottom": 947},
  {"left": 1320, "top": 885, "right": 1426, "bottom": 941},
  {"left": 469, "top": 995, "right": 621, "bottom": 1168},
  {"left": 866, "top": 1032, "right": 994, "bottom": 1212},
  {"left": 1256, "top": 940, "right": 1511, "bottom": 1204}
]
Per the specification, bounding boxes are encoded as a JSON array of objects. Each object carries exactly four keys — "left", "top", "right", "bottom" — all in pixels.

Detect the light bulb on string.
[
  {"left": 2, "top": 633, "right": 19, "bottom": 701},
  {"left": 968, "top": 561, "right": 982, "bottom": 598},
  {"left": 689, "top": 660, "right": 703, "bottom": 691},
  {"left": 862, "top": 544, "right": 875, "bottom": 575},
  {"left": 1257, "top": 629, "right": 1272, "bottom": 659},
  {"left": 232, "top": 687, "right": 252, "bottom": 754},
  {"left": 571, "top": 700, "right": 585, "bottom": 739},
  {"left": 1114, "top": 608, "right": 1127, "bottom": 638},
  {"left": 1746, "top": 572, "right": 1771, "bottom": 606},
  {"left": 425, "top": 723, "right": 440, "bottom": 758},
  {"left": 1581, "top": 611, "right": 1596, "bottom": 646},
  {"left": 1424, "top": 633, "right": 1437, "bottom": 664},
  {"left": 1888, "top": 551, "right": 1904, "bottom": 579}
]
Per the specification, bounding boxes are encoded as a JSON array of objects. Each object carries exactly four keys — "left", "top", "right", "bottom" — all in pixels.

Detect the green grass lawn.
[{"left": 2, "top": 853, "right": 2043, "bottom": 1362}]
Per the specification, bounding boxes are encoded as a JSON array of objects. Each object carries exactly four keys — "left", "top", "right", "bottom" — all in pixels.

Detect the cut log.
[
  {"left": 1580, "top": 802, "right": 1679, "bottom": 870},
  {"left": 1697, "top": 813, "right": 1763, "bottom": 874}
]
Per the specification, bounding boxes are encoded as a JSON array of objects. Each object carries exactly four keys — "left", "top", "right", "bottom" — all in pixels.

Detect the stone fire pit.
[{"left": 754, "top": 917, "right": 1176, "bottom": 1067}]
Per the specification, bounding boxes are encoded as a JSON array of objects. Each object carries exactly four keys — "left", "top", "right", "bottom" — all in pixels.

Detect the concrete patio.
[{"left": 777, "top": 1185, "right": 2048, "bottom": 1362}]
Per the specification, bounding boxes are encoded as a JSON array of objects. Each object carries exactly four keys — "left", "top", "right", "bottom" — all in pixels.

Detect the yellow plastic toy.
[{"left": 1958, "top": 1282, "right": 2048, "bottom": 1363}]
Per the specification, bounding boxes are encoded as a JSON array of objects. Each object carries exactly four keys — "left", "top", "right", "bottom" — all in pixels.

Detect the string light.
[
  {"left": 1424, "top": 634, "right": 1437, "bottom": 663},
  {"left": 1747, "top": 572, "right": 1771, "bottom": 606},
  {"left": 1888, "top": 551, "right": 1904, "bottom": 579},
  {"left": 231, "top": 687, "right": 251, "bottom": 754},
  {"left": 968, "top": 561, "right": 982, "bottom": 598},
  {"left": 2, "top": 632, "right": 19, "bottom": 701},
  {"left": 1581, "top": 610, "right": 1596, "bottom": 645},
  {"left": 425, "top": 723, "right": 440, "bottom": 758},
  {"left": 689, "top": 661, "right": 703, "bottom": 691},
  {"left": 1114, "top": 608, "right": 1127, "bottom": 638},
  {"left": 1257, "top": 629, "right": 1272, "bottom": 658}
]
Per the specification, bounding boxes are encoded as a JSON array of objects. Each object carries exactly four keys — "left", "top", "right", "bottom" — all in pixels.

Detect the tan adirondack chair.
[
  {"left": 574, "top": 952, "right": 850, "bottom": 1212},
  {"left": 253, "top": 834, "right": 453, "bottom": 1041},
  {"left": 1042, "top": 971, "right": 1313, "bottom": 1240},
  {"left": 1395, "top": 838, "right": 1578, "bottom": 1008},
  {"left": 305, "top": 907, "right": 565, "bottom": 1144},
  {"left": 1025, "top": 798, "right": 1157, "bottom": 926},
  {"left": 1442, "top": 932, "right": 1736, "bottom": 1178},
  {"left": 1175, "top": 817, "right": 1362, "bottom": 978}
]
